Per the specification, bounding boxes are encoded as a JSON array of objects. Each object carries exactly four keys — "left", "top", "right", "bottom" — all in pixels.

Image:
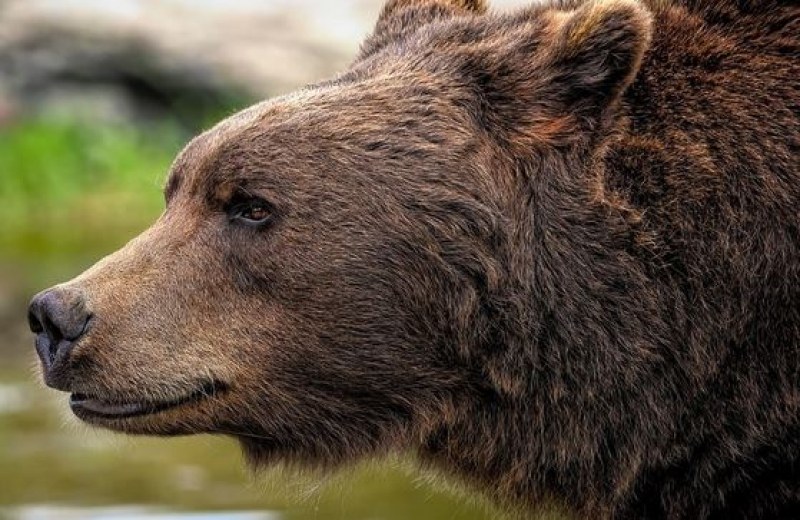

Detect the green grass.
[{"left": 0, "top": 118, "right": 183, "bottom": 261}]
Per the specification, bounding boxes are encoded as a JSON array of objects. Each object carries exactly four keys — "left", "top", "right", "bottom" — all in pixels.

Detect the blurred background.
[{"left": 0, "top": 0, "right": 529, "bottom": 519}]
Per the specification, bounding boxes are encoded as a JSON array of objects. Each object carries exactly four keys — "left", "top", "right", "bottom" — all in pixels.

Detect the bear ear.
[
  {"left": 358, "top": 0, "right": 488, "bottom": 60},
  {"left": 483, "top": 0, "right": 652, "bottom": 148},
  {"left": 545, "top": 0, "right": 652, "bottom": 116}
]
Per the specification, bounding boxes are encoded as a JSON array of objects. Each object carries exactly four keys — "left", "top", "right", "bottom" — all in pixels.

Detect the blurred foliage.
[{"left": 0, "top": 118, "right": 182, "bottom": 261}]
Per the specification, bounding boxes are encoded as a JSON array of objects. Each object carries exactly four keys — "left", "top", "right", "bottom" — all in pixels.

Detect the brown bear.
[{"left": 27, "top": 0, "right": 799, "bottom": 518}]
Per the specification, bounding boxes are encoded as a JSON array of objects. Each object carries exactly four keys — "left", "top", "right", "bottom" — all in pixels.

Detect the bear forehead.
[{"left": 165, "top": 71, "right": 479, "bottom": 199}]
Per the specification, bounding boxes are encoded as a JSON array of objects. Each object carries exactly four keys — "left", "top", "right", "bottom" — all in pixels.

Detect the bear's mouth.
[{"left": 69, "top": 381, "right": 224, "bottom": 420}]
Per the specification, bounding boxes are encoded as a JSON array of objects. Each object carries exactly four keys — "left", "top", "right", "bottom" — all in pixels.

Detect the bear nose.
[{"left": 28, "top": 288, "right": 92, "bottom": 388}]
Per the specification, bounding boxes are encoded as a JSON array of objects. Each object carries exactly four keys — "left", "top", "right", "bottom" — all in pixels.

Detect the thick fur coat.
[{"left": 30, "top": 0, "right": 799, "bottom": 518}]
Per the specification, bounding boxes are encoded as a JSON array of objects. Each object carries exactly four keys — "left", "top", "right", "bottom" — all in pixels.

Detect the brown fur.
[{"left": 29, "top": 0, "right": 799, "bottom": 518}]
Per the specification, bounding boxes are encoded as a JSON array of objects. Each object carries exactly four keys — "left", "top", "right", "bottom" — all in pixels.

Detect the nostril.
[
  {"left": 43, "top": 314, "right": 65, "bottom": 344},
  {"left": 28, "top": 308, "right": 44, "bottom": 334}
]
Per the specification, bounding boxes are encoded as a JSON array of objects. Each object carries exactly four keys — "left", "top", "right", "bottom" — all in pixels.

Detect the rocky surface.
[{"left": 0, "top": 0, "right": 528, "bottom": 125}]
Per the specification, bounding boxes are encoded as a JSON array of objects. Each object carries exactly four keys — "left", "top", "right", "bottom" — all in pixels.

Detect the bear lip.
[{"left": 69, "top": 380, "right": 223, "bottom": 419}]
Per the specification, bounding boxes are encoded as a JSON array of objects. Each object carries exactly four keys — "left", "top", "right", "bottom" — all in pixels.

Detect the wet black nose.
[{"left": 28, "top": 288, "right": 92, "bottom": 386}]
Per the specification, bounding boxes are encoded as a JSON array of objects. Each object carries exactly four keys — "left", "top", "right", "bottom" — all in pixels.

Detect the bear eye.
[{"left": 228, "top": 199, "right": 274, "bottom": 227}]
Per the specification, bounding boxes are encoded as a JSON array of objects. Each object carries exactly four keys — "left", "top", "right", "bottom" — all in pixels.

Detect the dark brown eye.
[
  {"left": 229, "top": 199, "right": 273, "bottom": 226},
  {"left": 241, "top": 205, "right": 270, "bottom": 222}
]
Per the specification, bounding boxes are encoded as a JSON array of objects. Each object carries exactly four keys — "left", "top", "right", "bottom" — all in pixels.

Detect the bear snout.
[{"left": 28, "top": 286, "right": 93, "bottom": 391}]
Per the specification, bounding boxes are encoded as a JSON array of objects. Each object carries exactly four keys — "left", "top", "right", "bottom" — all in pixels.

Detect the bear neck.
[
  {"left": 419, "top": 127, "right": 795, "bottom": 518},
  {"left": 414, "top": 138, "right": 673, "bottom": 517},
  {"left": 421, "top": 104, "right": 800, "bottom": 518}
]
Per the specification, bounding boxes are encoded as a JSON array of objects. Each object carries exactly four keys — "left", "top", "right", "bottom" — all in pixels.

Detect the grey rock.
[{"left": 0, "top": 0, "right": 527, "bottom": 127}]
